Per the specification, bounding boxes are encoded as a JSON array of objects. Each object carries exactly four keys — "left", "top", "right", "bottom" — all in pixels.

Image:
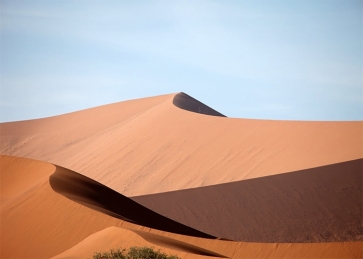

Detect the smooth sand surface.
[
  {"left": 51, "top": 227, "right": 224, "bottom": 259},
  {"left": 0, "top": 93, "right": 362, "bottom": 197},
  {"left": 1, "top": 155, "right": 124, "bottom": 258},
  {"left": 0, "top": 155, "right": 217, "bottom": 258},
  {"left": 1, "top": 93, "right": 362, "bottom": 258},
  {"left": 52, "top": 226, "right": 363, "bottom": 259},
  {"left": 1, "top": 155, "right": 362, "bottom": 259},
  {"left": 133, "top": 159, "right": 363, "bottom": 242}
]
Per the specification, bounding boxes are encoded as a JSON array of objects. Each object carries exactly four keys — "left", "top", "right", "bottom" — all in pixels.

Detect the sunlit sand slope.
[
  {"left": 1, "top": 155, "right": 362, "bottom": 259},
  {"left": 133, "top": 159, "right": 363, "bottom": 242},
  {"left": 52, "top": 226, "right": 363, "bottom": 259},
  {"left": 52, "top": 227, "right": 224, "bottom": 259},
  {"left": 0, "top": 93, "right": 361, "bottom": 197},
  {"left": 0, "top": 155, "right": 214, "bottom": 258}
]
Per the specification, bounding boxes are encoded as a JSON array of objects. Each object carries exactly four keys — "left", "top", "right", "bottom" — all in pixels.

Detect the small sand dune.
[
  {"left": 0, "top": 155, "right": 216, "bottom": 258},
  {"left": 52, "top": 227, "right": 225, "bottom": 259}
]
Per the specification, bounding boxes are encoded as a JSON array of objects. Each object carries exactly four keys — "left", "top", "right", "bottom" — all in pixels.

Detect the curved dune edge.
[
  {"left": 172, "top": 92, "right": 226, "bottom": 117},
  {"left": 51, "top": 227, "right": 225, "bottom": 259},
  {"left": 0, "top": 93, "right": 362, "bottom": 197},
  {"left": 133, "top": 159, "right": 363, "bottom": 242},
  {"left": 129, "top": 229, "right": 227, "bottom": 257},
  {"left": 1, "top": 155, "right": 218, "bottom": 258},
  {"left": 49, "top": 164, "right": 215, "bottom": 239},
  {"left": 1, "top": 155, "right": 363, "bottom": 259},
  {"left": 52, "top": 226, "right": 363, "bottom": 259}
]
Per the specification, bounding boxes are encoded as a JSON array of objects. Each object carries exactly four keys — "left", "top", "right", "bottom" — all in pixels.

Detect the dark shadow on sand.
[
  {"left": 133, "top": 159, "right": 363, "bottom": 243},
  {"left": 173, "top": 92, "right": 226, "bottom": 117},
  {"left": 49, "top": 167, "right": 216, "bottom": 240}
]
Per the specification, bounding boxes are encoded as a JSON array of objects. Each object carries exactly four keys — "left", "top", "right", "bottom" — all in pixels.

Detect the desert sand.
[
  {"left": 0, "top": 93, "right": 361, "bottom": 197},
  {"left": 1, "top": 155, "right": 362, "bottom": 259},
  {"left": 133, "top": 159, "right": 362, "bottom": 242},
  {"left": 1, "top": 92, "right": 362, "bottom": 258}
]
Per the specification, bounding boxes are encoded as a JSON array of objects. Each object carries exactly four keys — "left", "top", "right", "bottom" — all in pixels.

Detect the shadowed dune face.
[
  {"left": 133, "top": 159, "right": 363, "bottom": 242},
  {"left": 49, "top": 166, "right": 215, "bottom": 239},
  {"left": 172, "top": 92, "right": 226, "bottom": 117}
]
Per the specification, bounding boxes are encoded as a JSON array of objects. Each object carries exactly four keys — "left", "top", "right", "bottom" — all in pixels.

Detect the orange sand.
[
  {"left": 1, "top": 93, "right": 362, "bottom": 259},
  {"left": 0, "top": 93, "right": 361, "bottom": 197},
  {"left": 1, "top": 155, "right": 362, "bottom": 259}
]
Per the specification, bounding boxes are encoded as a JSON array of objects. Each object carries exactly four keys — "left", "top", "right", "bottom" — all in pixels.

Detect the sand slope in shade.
[
  {"left": 1, "top": 155, "right": 362, "bottom": 259},
  {"left": 0, "top": 93, "right": 362, "bottom": 196},
  {"left": 133, "top": 159, "right": 363, "bottom": 242}
]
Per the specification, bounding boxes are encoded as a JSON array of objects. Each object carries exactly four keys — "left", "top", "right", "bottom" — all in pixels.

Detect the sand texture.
[
  {"left": 133, "top": 159, "right": 363, "bottom": 242},
  {"left": 1, "top": 155, "right": 362, "bottom": 259},
  {"left": 1, "top": 92, "right": 362, "bottom": 258},
  {"left": 0, "top": 93, "right": 361, "bottom": 197}
]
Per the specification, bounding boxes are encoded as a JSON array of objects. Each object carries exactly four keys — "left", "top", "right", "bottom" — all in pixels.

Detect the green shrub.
[
  {"left": 93, "top": 248, "right": 126, "bottom": 259},
  {"left": 92, "top": 246, "right": 180, "bottom": 259}
]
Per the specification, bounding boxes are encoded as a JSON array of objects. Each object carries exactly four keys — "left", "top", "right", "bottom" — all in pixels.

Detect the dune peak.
[{"left": 173, "top": 92, "right": 226, "bottom": 117}]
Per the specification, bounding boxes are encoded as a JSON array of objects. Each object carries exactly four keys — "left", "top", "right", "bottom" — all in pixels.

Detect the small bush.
[
  {"left": 93, "top": 246, "right": 180, "bottom": 259},
  {"left": 93, "top": 248, "right": 126, "bottom": 259}
]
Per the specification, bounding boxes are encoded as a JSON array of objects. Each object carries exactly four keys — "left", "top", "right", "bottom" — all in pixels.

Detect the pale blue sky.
[{"left": 1, "top": 0, "right": 362, "bottom": 122}]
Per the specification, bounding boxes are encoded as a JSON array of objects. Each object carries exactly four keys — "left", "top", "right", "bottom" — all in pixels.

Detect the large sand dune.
[
  {"left": 1, "top": 92, "right": 362, "bottom": 258},
  {"left": 0, "top": 93, "right": 361, "bottom": 197}
]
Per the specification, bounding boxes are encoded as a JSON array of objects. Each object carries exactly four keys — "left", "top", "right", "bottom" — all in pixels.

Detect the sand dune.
[
  {"left": 1, "top": 155, "right": 362, "bottom": 259},
  {"left": 52, "top": 227, "right": 225, "bottom": 259},
  {"left": 1, "top": 155, "right": 124, "bottom": 258},
  {"left": 133, "top": 159, "right": 363, "bottom": 242},
  {"left": 0, "top": 93, "right": 361, "bottom": 197},
  {"left": 0, "top": 155, "right": 218, "bottom": 258},
  {"left": 52, "top": 226, "right": 363, "bottom": 259},
  {"left": 1, "top": 93, "right": 362, "bottom": 258}
]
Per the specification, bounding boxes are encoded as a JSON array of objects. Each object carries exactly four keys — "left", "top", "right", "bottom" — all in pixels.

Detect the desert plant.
[
  {"left": 93, "top": 248, "right": 126, "bottom": 259},
  {"left": 92, "top": 246, "right": 180, "bottom": 259}
]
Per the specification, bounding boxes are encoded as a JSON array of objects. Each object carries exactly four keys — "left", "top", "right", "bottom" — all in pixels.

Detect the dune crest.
[
  {"left": 49, "top": 165, "right": 214, "bottom": 239},
  {"left": 52, "top": 227, "right": 224, "bottom": 259},
  {"left": 172, "top": 92, "right": 226, "bottom": 117}
]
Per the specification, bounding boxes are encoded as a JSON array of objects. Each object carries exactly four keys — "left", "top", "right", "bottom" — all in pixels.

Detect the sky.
[{"left": 1, "top": 0, "right": 362, "bottom": 122}]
